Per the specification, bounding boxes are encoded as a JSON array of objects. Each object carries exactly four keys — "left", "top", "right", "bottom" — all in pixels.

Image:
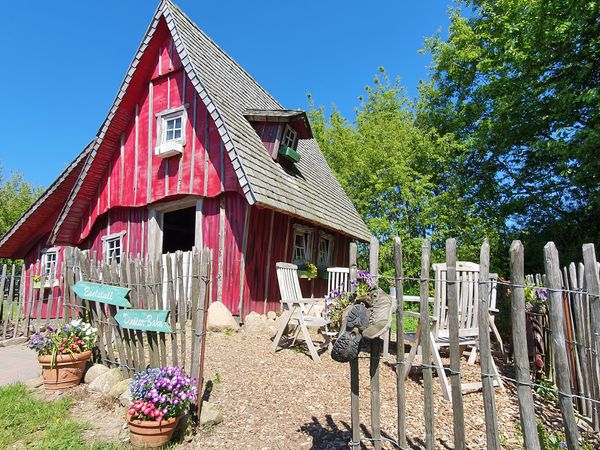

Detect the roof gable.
[{"left": 51, "top": 0, "right": 370, "bottom": 243}]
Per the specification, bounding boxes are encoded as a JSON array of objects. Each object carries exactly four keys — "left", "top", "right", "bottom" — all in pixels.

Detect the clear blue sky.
[{"left": 0, "top": 1, "right": 453, "bottom": 188}]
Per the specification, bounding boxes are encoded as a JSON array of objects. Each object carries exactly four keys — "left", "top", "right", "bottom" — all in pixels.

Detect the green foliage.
[
  {"left": 419, "top": 0, "right": 600, "bottom": 271},
  {"left": 310, "top": 69, "right": 499, "bottom": 276},
  {"left": 0, "top": 383, "right": 123, "bottom": 449},
  {"left": 0, "top": 165, "right": 43, "bottom": 238}
]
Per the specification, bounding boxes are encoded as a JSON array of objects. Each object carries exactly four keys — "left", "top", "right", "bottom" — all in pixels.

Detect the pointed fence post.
[
  {"left": 446, "top": 238, "right": 466, "bottom": 449},
  {"left": 478, "top": 239, "right": 501, "bottom": 449},
  {"left": 419, "top": 239, "right": 435, "bottom": 450},
  {"left": 369, "top": 236, "right": 382, "bottom": 450},
  {"left": 582, "top": 243, "right": 600, "bottom": 430},
  {"left": 510, "top": 241, "right": 541, "bottom": 449},
  {"left": 394, "top": 237, "right": 406, "bottom": 449},
  {"left": 348, "top": 242, "right": 360, "bottom": 450},
  {"left": 544, "top": 242, "right": 580, "bottom": 449}
]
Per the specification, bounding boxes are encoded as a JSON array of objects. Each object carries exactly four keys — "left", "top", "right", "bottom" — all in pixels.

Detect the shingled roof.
[{"left": 51, "top": 0, "right": 370, "bottom": 243}]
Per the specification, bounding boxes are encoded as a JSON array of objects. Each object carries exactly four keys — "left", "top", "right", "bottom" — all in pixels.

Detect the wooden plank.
[
  {"left": 420, "top": 240, "right": 435, "bottom": 450},
  {"left": 0, "top": 265, "right": 7, "bottom": 326},
  {"left": 263, "top": 210, "right": 274, "bottom": 313},
  {"left": 510, "top": 241, "right": 541, "bottom": 449},
  {"left": 446, "top": 238, "right": 466, "bottom": 449},
  {"left": 35, "top": 274, "right": 46, "bottom": 332},
  {"left": 393, "top": 237, "right": 406, "bottom": 449},
  {"left": 545, "top": 242, "right": 580, "bottom": 449},
  {"left": 166, "top": 257, "right": 179, "bottom": 367},
  {"left": 142, "top": 259, "right": 159, "bottom": 368},
  {"left": 177, "top": 251, "right": 187, "bottom": 368},
  {"left": 147, "top": 82, "right": 153, "bottom": 202},
  {"left": 155, "top": 258, "right": 167, "bottom": 368},
  {"left": 217, "top": 197, "right": 226, "bottom": 305},
  {"left": 13, "top": 265, "right": 26, "bottom": 339},
  {"left": 238, "top": 204, "right": 250, "bottom": 321},
  {"left": 126, "top": 258, "right": 145, "bottom": 371},
  {"left": 348, "top": 242, "right": 360, "bottom": 450},
  {"left": 190, "top": 250, "right": 200, "bottom": 373},
  {"left": 23, "top": 263, "right": 34, "bottom": 337},
  {"left": 45, "top": 273, "right": 54, "bottom": 326},
  {"left": 104, "top": 264, "right": 128, "bottom": 376},
  {"left": 572, "top": 262, "right": 591, "bottom": 417},
  {"left": 368, "top": 236, "right": 381, "bottom": 450},
  {"left": 478, "top": 240, "right": 501, "bottom": 449},
  {"left": 119, "top": 258, "right": 137, "bottom": 375},
  {"left": 582, "top": 244, "right": 600, "bottom": 430},
  {"left": 195, "top": 249, "right": 212, "bottom": 419}
]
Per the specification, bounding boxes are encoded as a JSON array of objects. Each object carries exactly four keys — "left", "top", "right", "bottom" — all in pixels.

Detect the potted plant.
[
  {"left": 324, "top": 270, "right": 374, "bottom": 333},
  {"left": 26, "top": 319, "right": 96, "bottom": 391},
  {"left": 297, "top": 261, "right": 318, "bottom": 279},
  {"left": 127, "top": 366, "right": 198, "bottom": 449},
  {"left": 32, "top": 275, "right": 41, "bottom": 289}
]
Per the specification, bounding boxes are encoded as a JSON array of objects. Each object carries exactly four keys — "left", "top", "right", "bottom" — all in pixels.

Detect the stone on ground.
[
  {"left": 207, "top": 301, "right": 239, "bottom": 332},
  {"left": 200, "top": 402, "right": 223, "bottom": 426},
  {"left": 243, "top": 312, "right": 277, "bottom": 335},
  {"left": 108, "top": 378, "right": 131, "bottom": 398},
  {"left": 267, "top": 311, "right": 277, "bottom": 320},
  {"left": 84, "top": 364, "right": 110, "bottom": 384},
  {"left": 88, "top": 367, "right": 123, "bottom": 394},
  {"left": 24, "top": 375, "right": 43, "bottom": 389},
  {"left": 119, "top": 388, "right": 133, "bottom": 407}
]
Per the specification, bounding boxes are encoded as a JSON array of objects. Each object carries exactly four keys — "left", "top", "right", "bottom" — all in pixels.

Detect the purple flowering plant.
[
  {"left": 128, "top": 366, "right": 198, "bottom": 422},
  {"left": 324, "top": 270, "right": 375, "bottom": 328}
]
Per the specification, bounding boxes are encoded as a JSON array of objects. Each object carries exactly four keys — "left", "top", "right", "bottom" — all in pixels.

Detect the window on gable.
[
  {"left": 281, "top": 125, "right": 297, "bottom": 149},
  {"left": 317, "top": 234, "right": 334, "bottom": 268},
  {"left": 41, "top": 249, "right": 58, "bottom": 280},
  {"left": 155, "top": 105, "right": 188, "bottom": 158},
  {"left": 292, "top": 225, "right": 314, "bottom": 265},
  {"left": 103, "top": 233, "right": 123, "bottom": 265}
]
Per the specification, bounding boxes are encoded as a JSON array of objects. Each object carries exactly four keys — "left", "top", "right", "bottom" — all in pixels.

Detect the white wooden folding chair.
[
  {"left": 327, "top": 267, "right": 350, "bottom": 294},
  {"left": 403, "top": 262, "right": 503, "bottom": 400},
  {"left": 272, "top": 263, "right": 329, "bottom": 362}
]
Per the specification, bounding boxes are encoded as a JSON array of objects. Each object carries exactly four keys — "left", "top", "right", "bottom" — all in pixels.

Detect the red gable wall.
[{"left": 77, "top": 21, "right": 241, "bottom": 244}]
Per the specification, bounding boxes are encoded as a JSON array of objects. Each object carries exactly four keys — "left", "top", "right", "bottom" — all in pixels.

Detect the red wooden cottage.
[{"left": 0, "top": 0, "right": 370, "bottom": 318}]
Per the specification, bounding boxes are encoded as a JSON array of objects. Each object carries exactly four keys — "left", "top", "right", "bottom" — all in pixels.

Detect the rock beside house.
[
  {"left": 84, "top": 364, "right": 110, "bottom": 384},
  {"left": 108, "top": 378, "right": 131, "bottom": 398},
  {"left": 207, "top": 302, "right": 239, "bottom": 332},
  {"left": 243, "top": 312, "right": 277, "bottom": 335},
  {"left": 88, "top": 368, "right": 124, "bottom": 394}
]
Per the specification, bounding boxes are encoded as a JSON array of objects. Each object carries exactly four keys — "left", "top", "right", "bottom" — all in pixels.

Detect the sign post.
[
  {"left": 72, "top": 281, "right": 131, "bottom": 308},
  {"left": 114, "top": 309, "right": 172, "bottom": 333}
]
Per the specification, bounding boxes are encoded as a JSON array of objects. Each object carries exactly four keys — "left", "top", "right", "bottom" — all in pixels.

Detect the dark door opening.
[{"left": 162, "top": 206, "right": 196, "bottom": 253}]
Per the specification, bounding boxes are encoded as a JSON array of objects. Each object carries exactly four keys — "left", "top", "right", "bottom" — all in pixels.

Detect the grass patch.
[{"left": 0, "top": 383, "right": 123, "bottom": 449}]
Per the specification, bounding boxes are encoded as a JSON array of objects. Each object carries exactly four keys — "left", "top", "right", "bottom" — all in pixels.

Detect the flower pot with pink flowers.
[
  {"left": 127, "top": 366, "right": 198, "bottom": 449},
  {"left": 26, "top": 319, "right": 97, "bottom": 392}
]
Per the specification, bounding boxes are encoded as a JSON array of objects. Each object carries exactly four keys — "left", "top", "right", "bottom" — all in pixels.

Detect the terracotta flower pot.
[
  {"left": 38, "top": 350, "right": 92, "bottom": 392},
  {"left": 127, "top": 415, "right": 181, "bottom": 449}
]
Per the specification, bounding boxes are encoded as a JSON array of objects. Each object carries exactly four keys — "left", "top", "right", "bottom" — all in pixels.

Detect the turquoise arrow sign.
[
  {"left": 114, "top": 309, "right": 172, "bottom": 333},
  {"left": 72, "top": 281, "right": 131, "bottom": 308}
]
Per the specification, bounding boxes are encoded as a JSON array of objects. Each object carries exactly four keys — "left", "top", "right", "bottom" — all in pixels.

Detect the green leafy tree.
[
  {"left": 419, "top": 0, "right": 600, "bottom": 268},
  {"left": 0, "top": 165, "right": 43, "bottom": 238},
  {"left": 310, "top": 69, "right": 499, "bottom": 278}
]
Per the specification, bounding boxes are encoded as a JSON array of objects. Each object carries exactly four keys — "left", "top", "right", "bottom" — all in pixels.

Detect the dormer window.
[
  {"left": 281, "top": 125, "right": 297, "bottom": 149},
  {"left": 155, "top": 105, "right": 188, "bottom": 158}
]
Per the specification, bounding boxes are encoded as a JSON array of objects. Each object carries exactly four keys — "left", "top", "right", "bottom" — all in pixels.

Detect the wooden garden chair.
[
  {"left": 272, "top": 262, "right": 329, "bottom": 362},
  {"left": 403, "top": 261, "right": 503, "bottom": 400},
  {"left": 327, "top": 267, "right": 350, "bottom": 294}
]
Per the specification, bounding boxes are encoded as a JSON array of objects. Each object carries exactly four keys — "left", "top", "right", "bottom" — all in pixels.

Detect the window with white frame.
[
  {"left": 317, "top": 234, "right": 334, "bottom": 268},
  {"left": 103, "top": 233, "right": 124, "bottom": 264},
  {"left": 155, "top": 105, "right": 188, "bottom": 158},
  {"left": 292, "top": 225, "right": 314, "bottom": 265},
  {"left": 41, "top": 248, "right": 58, "bottom": 280},
  {"left": 281, "top": 125, "right": 297, "bottom": 149}
]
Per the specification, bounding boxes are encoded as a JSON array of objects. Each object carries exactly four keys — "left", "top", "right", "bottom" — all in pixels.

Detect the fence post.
[
  {"left": 478, "top": 239, "right": 501, "bottom": 449},
  {"left": 544, "top": 242, "right": 580, "bottom": 449},
  {"left": 446, "top": 238, "right": 465, "bottom": 449},
  {"left": 393, "top": 237, "right": 406, "bottom": 449},
  {"left": 419, "top": 239, "right": 435, "bottom": 450},
  {"left": 582, "top": 243, "right": 600, "bottom": 430},
  {"left": 368, "top": 236, "right": 382, "bottom": 450},
  {"left": 510, "top": 241, "right": 541, "bottom": 449},
  {"left": 348, "top": 242, "right": 360, "bottom": 450}
]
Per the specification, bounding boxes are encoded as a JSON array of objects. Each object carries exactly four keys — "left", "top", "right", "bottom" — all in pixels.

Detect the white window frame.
[
  {"left": 281, "top": 125, "right": 297, "bottom": 149},
  {"left": 317, "top": 233, "right": 334, "bottom": 268},
  {"left": 292, "top": 224, "right": 315, "bottom": 265},
  {"left": 41, "top": 248, "right": 59, "bottom": 285},
  {"left": 155, "top": 105, "right": 188, "bottom": 158},
  {"left": 102, "top": 231, "right": 126, "bottom": 265}
]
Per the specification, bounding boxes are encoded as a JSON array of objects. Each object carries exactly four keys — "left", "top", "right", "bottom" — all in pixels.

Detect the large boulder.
[
  {"left": 200, "top": 402, "right": 223, "bottom": 426},
  {"left": 84, "top": 364, "right": 110, "bottom": 384},
  {"left": 88, "top": 367, "right": 124, "bottom": 394},
  {"left": 119, "top": 388, "right": 133, "bottom": 407},
  {"left": 108, "top": 378, "right": 131, "bottom": 398},
  {"left": 207, "top": 301, "right": 239, "bottom": 332}
]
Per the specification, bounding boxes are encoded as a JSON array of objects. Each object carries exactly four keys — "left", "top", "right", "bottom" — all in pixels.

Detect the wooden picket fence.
[
  {"left": 0, "top": 262, "right": 26, "bottom": 344},
  {"left": 351, "top": 238, "right": 599, "bottom": 450}
]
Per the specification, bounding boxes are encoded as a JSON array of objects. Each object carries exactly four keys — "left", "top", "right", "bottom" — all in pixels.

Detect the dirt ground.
[{"left": 38, "top": 331, "right": 598, "bottom": 449}]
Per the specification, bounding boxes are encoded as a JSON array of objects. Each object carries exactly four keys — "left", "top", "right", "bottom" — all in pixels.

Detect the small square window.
[
  {"left": 282, "top": 125, "right": 297, "bottom": 149},
  {"left": 104, "top": 235, "right": 122, "bottom": 264},
  {"left": 155, "top": 106, "right": 188, "bottom": 158}
]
